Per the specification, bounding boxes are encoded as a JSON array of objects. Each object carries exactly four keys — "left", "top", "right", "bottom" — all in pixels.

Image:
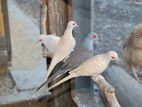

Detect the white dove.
[
  {"left": 47, "top": 51, "right": 119, "bottom": 91},
  {"left": 43, "top": 20, "right": 78, "bottom": 81},
  {"left": 37, "top": 34, "right": 60, "bottom": 58}
]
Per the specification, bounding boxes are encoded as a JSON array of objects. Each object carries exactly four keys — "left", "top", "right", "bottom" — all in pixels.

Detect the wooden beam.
[
  {"left": 2, "top": 0, "right": 11, "bottom": 63},
  {"left": 0, "top": 0, "right": 5, "bottom": 37},
  {"left": 40, "top": 0, "right": 47, "bottom": 35},
  {"left": 46, "top": 0, "right": 69, "bottom": 36},
  {"left": 44, "top": 0, "right": 75, "bottom": 107},
  {"left": 0, "top": 0, "right": 11, "bottom": 73},
  {"left": 67, "top": 0, "right": 73, "bottom": 20}
]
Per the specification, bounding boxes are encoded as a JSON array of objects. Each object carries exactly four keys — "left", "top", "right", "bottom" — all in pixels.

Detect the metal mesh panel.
[{"left": 72, "top": 0, "right": 142, "bottom": 106}]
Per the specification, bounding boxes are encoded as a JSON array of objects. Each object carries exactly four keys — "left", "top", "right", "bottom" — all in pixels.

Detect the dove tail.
[
  {"left": 48, "top": 74, "right": 77, "bottom": 91},
  {"left": 36, "top": 69, "right": 71, "bottom": 92},
  {"left": 44, "top": 58, "right": 58, "bottom": 80},
  {"left": 36, "top": 81, "right": 47, "bottom": 92}
]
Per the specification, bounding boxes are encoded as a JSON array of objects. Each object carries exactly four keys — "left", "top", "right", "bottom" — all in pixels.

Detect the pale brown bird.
[
  {"left": 36, "top": 32, "right": 99, "bottom": 91},
  {"left": 43, "top": 21, "right": 78, "bottom": 82},
  {"left": 47, "top": 51, "right": 119, "bottom": 91},
  {"left": 123, "top": 23, "right": 142, "bottom": 82}
]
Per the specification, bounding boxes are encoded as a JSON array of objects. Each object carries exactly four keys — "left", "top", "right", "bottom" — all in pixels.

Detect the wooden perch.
[
  {"left": 103, "top": 65, "right": 142, "bottom": 107},
  {"left": 92, "top": 75, "right": 121, "bottom": 107}
]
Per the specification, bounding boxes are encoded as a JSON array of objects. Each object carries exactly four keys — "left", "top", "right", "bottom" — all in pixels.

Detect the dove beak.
[
  {"left": 75, "top": 24, "right": 79, "bottom": 27},
  {"left": 115, "top": 57, "right": 121, "bottom": 64},
  {"left": 35, "top": 39, "right": 42, "bottom": 44}
]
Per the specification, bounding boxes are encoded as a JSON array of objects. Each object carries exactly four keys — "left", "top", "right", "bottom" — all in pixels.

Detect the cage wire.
[
  {"left": 89, "top": 0, "right": 142, "bottom": 69},
  {"left": 89, "top": 0, "right": 142, "bottom": 106},
  {"left": 90, "top": 0, "right": 141, "bottom": 54}
]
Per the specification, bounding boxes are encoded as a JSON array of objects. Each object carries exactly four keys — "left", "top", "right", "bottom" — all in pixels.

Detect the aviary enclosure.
[{"left": 0, "top": 0, "right": 142, "bottom": 107}]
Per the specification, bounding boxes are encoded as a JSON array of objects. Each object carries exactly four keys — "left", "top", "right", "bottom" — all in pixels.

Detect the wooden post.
[
  {"left": 45, "top": 0, "right": 76, "bottom": 107},
  {"left": 46, "top": 0, "right": 68, "bottom": 35},
  {"left": 39, "top": 0, "right": 47, "bottom": 35},
  {"left": 2, "top": 0, "right": 11, "bottom": 64},
  {"left": 0, "top": 0, "right": 5, "bottom": 37},
  {"left": 0, "top": 0, "right": 11, "bottom": 74}
]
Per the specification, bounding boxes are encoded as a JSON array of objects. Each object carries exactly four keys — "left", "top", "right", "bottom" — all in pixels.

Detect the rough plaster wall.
[{"left": 14, "top": 0, "right": 40, "bottom": 25}]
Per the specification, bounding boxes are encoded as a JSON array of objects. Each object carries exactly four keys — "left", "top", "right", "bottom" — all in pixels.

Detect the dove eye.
[
  {"left": 111, "top": 56, "right": 115, "bottom": 59},
  {"left": 39, "top": 39, "right": 42, "bottom": 41},
  {"left": 93, "top": 35, "right": 96, "bottom": 38},
  {"left": 73, "top": 23, "right": 75, "bottom": 26}
]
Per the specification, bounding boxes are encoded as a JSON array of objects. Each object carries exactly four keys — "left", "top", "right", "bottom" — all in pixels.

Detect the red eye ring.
[
  {"left": 93, "top": 35, "right": 96, "bottom": 38},
  {"left": 111, "top": 56, "right": 115, "bottom": 59}
]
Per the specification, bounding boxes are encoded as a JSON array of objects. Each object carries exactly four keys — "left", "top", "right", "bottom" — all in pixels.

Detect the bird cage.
[{"left": 1, "top": 0, "right": 142, "bottom": 107}]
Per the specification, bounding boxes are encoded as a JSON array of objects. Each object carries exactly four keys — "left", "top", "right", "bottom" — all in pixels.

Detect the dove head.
[
  {"left": 67, "top": 21, "right": 78, "bottom": 29},
  {"left": 36, "top": 35, "right": 46, "bottom": 44},
  {"left": 88, "top": 32, "right": 99, "bottom": 44},
  {"left": 82, "top": 32, "right": 99, "bottom": 51},
  {"left": 107, "top": 51, "right": 119, "bottom": 61}
]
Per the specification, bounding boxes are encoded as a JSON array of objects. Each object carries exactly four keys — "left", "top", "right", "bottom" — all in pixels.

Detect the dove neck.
[
  {"left": 64, "top": 27, "right": 73, "bottom": 37},
  {"left": 82, "top": 38, "right": 94, "bottom": 51},
  {"left": 104, "top": 53, "right": 112, "bottom": 63}
]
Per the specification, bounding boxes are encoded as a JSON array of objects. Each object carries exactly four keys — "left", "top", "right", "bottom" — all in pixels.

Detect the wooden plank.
[
  {"left": 0, "top": 50, "right": 8, "bottom": 66},
  {"left": 0, "top": 38, "right": 6, "bottom": 50},
  {"left": 47, "top": 0, "right": 68, "bottom": 35},
  {"left": 0, "top": 0, "right": 5, "bottom": 37},
  {"left": 40, "top": 0, "right": 47, "bottom": 35},
  {"left": 67, "top": 0, "right": 73, "bottom": 20},
  {"left": 45, "top": 0, "right": 50, "bottom": 34},
  {"left": 45, "top": 0, "right": 76, "bottom": 107},
  {"left": 2, "top": 0, "right": 11, "bottom": 62},
  {"left": 0, "top": 0, "right": 11, "bottom": 72},
  {"left": 0, "top": 67, "right": 8, "bottom": 74},
  {"left": 0, "top": 37, "right": 8, "bottom": 68}
]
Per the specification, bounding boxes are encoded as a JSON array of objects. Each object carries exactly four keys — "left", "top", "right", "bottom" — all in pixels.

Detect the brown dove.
[
  {"left": 47, "top": 51, "right": 119, "bottom": 91},
  {"left": 36, "top": 32, "right": 99, "bottom": 91},
  {"left": 43, "top": 21, "right": 78, "bottom": 81},
  {"left": 123, "top": 23, "right": 142, "bottom": 82}
]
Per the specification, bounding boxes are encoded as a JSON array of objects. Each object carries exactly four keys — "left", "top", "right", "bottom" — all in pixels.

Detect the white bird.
[
  {"left": 36, "top": 32, "right": 99, "bottom": 91},
  {"left": 43, "top": 20, "right": 78, "bottom": 81},
  {"left": 47, "top": 51, "right": 119, "bottom": 91},
  {"left": 37, "top": 34, "right": 60, "bottom": 58}
]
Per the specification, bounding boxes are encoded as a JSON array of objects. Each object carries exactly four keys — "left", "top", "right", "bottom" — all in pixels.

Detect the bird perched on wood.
[
  {"left": 36, "top": 32, "right": 99, "bottom": 91},
  {"left": 37, "top": 34, "right": 60, "bottom": 58},
  {"left": 123, "top": 23, "right": 142, "bottom": 82},
  {"left": 47, "top": 51, "right": 119, "bottom": 91},
  {"left": 43, "top": 20, "right": 78, "bottom": 82}
]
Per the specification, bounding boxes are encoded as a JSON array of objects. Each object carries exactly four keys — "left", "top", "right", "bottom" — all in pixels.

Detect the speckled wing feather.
[
  {"left": 36, "top": 32, "right": 98, "bottom": 91},
  {"left": 60, "top": 46, "right": 94, "bottom": 70},
  {"left": 36, "top": 45, "right": 94, "bottom": 91}
]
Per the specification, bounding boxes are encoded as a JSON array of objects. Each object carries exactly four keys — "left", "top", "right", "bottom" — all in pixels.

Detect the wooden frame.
[
  {"left": 44, "top": 0, "right": 76, "bottom": 107},
  {"left": 0, "top": 0, "right": 11, "bottom": 73}
]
